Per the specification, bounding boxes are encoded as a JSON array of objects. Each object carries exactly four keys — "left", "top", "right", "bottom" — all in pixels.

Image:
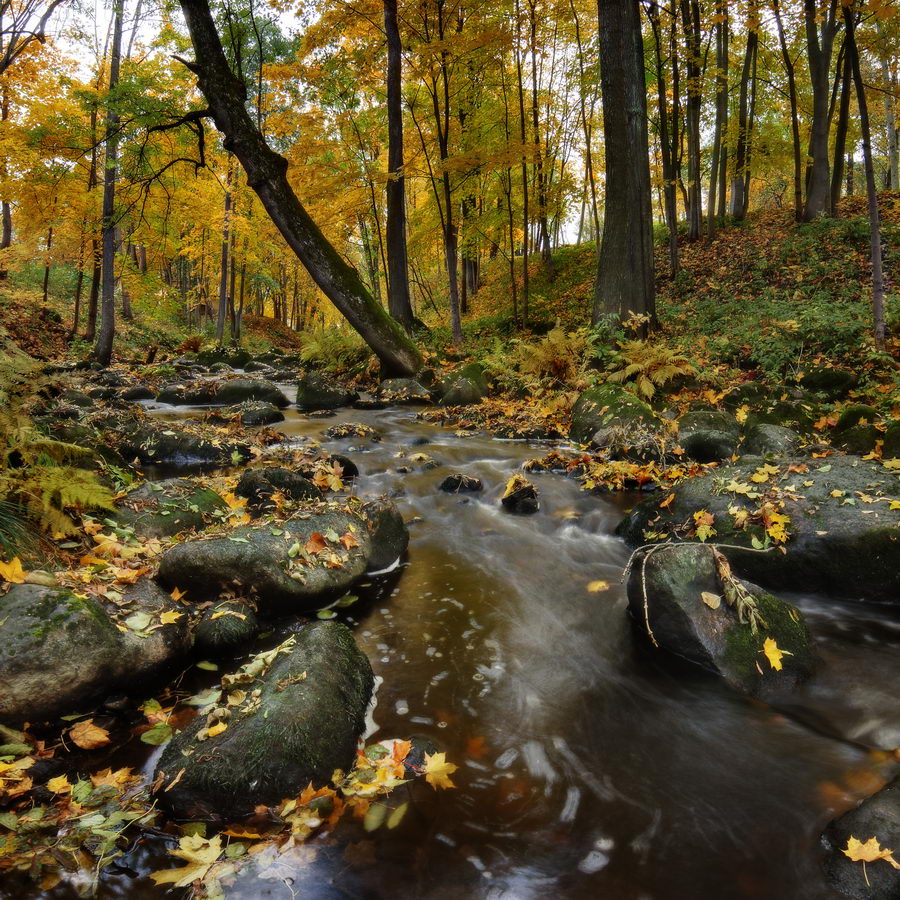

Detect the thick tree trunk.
[
  {"left": 216, "top": 160, "right": 232, "bottom": 346},
  {"left": 178, "top": 0, "right": 421, "bottom": 376},
  {"left": 94, "top": 0, "right": 125, "bottom": 367},
  {"left": 731, "top": 11, "right": 758, "bottom": 221},
  {"left": 383, "top": 0, "right": 414, "bottom": 329},
  {"left": 593, "top": 0, "right": 655, "bottom": 327},
  {"left": 680, "top": 0, "right": 702, "bottom": 241},
  {"left": 528, "top": 0, "right": 552, "bottom": 267},
  {"left": 831, "top": 45, "right": 851, "bottom": 214},
  {"left": 0, "top": 85, "right": 10, "bottom": 279},
  {"left": 707, "top": 0, "right": 728, "bottom": 241},
  {"left": 844, "top": 5, "right": 885, "bottom": 349}
]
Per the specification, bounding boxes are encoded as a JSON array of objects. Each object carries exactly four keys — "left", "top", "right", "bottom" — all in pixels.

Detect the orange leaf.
[{"left": 69, "top": 719, "right": 111, "bottom": 750}]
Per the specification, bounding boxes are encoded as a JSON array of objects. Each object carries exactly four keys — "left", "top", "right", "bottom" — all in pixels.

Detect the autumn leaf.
[
  {"left": 423, "top": 752, "right": 458, "bottom": 790},
  {"left": 762, "top": 637, "right": 784, "bottom": 671},
  {"left": 159, "top": 610, "right": 184, "bottom": 625},
  {"left": 0, "top": 557, "right": 27, "bottom": 584},
  {"left": 587, "top": 580, "right": 610, "bottom": 592},
  {"left": 340, "top": 532, "right": 359, "bottom": 550},
  {"left": 306, "top": 532, "right": 328, "bottom": 555},
  {"left": 207, "top": 721, "right": 227, "bottom": 738},
  {"left": 150, "top": 834, "right": 224, "bottom": 888},
  {"left": 843, "top": 835, "right": 900, "bottom": 870},
  {"left": 170, "top": 586, "right": 187, "bottom": 601},
  {"left": 46, "top": 774, "right": 71, "bottom": 794},
  {"left": 69, "top": 719, "right": 111, "bottom": 750},
  {"left": 693, "top": 510, "right": 716, "bottom": 542},
  {"left": 701, "top": 591, "right": 721, "bottom": 609}
]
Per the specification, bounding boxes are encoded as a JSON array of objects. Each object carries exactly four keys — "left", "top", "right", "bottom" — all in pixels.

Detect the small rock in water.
[
  {"left": 501, "top": 475, "right": 539, "bottom": 514},
  {"left": 439, "top": 473, "right": 483, "bottom": 493}
]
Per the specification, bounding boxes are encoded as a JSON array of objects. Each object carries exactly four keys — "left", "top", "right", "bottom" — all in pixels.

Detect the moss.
[{"left": 835, "top": 404, "right": 880, "bottom": 433}]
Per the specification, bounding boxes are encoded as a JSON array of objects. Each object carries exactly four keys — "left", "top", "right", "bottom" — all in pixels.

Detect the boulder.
[
  {"left": 323, "top": 422, "right": 380, "bottom": 441},
  {"left": 741, "top": 423, "right": 801, "bottom": 457},
  {"left": 235, "top": 467, "right": 323, "bottom": 511},
  {"left": 627, "top": 543, "right": 814, "bottom": 700},
  {"left": 501, "top": 475, "right": 539, "bottom": 514},
  {"left": 838, "top": 424, "right": 880, "bottom": 456},
  {"left": 360, "top": 499, "right": 409, "bottom": 571},
  {"left": 439, "top": 473, "right": 483, "bottom": 493},
  {"left": 721, "top": 382, "right": 769, "bottom": 410},
  {"left": 0, "top": 582, "right": 190, "bottom": 723},
  {"left": 799, "top": 366, "right": 857, "bottom": 399},
  {"left": 822, "top": 775, "right": 900, "bottom": 899},
  {"left": 378, "top": 378, "right": 432, "bottom": 404},
  {"left": 224, "top": 401, "right": 285, "bottom": 426},
  {"left": 157, "top": 506, "right": 372, "bottom": 613},
  {"left": 618, "top": 455, "right": 900, "bottom": 602},
  {"left": 157, "top": 379, "right": 289, "bottom": 408},
  {"left": 884, "top": 422, "right": 900, "bottom": 459},
  {"left": 193, "top": 599, "right": 259, "bottom": 656},
  {"left": 115, "top": 478, "right": 225, "bottom": 538},
  {"left": 296, "top": 373, "right": 358, "bottom": 411},
  {"left": 440, "top": 377, "right": 484, "bottom": 407},
  {"left": 195, "top": 347, "right": 252, "bottom": 368},
  {"left": 153, "top": 623, "right": 373, "bottom": 822},
  {"left": 834, "top": 404, "right": 880, "bottom": 433},
  {"left": 121, "top": 385, "right": 155, "bottom": 402},
  {"left": 676, "top": 410, "right": 740, "bottom": 463},
  {"left": 569, "top": 384, "right": 660, "bottom": 449}
]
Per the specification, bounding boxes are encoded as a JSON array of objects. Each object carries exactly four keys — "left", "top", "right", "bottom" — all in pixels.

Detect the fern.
[{"left": 607, "top": 340, "right": 694, "bottom": 400}]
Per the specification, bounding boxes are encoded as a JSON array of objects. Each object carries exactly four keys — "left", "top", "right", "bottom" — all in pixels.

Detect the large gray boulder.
[
  {"left": 296, "top": 373, "right": 358, "bottom": 411},
  {"left": 676, "top": 410, "right": 740, "bottom": 463},
  {"left": 378, "top": 378, "right": 432, "bottom": 404},
  {"left": 157, "top": 506, "right": 373, "bottom": 613},
  {"left": 153, "top": 622, "right": 373, "bottom": 822},
  {"left": 235, "top": 467, "right": 323, "bottom": 512},
  {"left": 114, "top": 478, "right": 225, "bottom": 538},
  {"left": 740, "top": 423, "right": 801, "bottom": 457},
  {"left": 157, "top": 378, "right": 289, "bottom": 408},
  {"left": 822, "top": 775, "right": 900, "bottom": 899},
  {"left": 618, "top": 455, "right": 900, "bottom": 602},
  {"left": 627, "top": 543, "right": 814, "bottom": 700},
  {"left": 360, "top": 499, "right": 409, "bottom": 571},
  {"left": 569, "top": 384, "right": 660, "bottom": 449}
]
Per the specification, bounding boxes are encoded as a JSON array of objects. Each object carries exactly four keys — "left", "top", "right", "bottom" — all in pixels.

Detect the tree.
[
  {"left": 0, "top": 0, "right": 64, "bottom": 76},
  {"left": 593, "top": 0, "right": 654, "bottom": 328},
  {"left": 178, "top": 0, "right": 421, "bottom": 376}
]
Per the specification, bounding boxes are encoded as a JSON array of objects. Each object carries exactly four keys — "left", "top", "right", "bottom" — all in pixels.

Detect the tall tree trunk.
[
  {"left": 383, "top": 0, "right": 414, "bottom": 328},
  {"left": 41, "top": 226, "right": 53, "bottom": 303},
  {"left": 94, "top": 0, "right": 125, "bottom": 367},
  {"left": 514, "top": 0, "right": 530, "bottom": 324},
  {"left": 802, "top": 0, "right": 840, "bottom": 221},
  {"left": 876, "top": 25, "right": 899, "bottom": 189},
  {"left": 831, "top": 44, "right": 851, "bottom": 214},
  {"left": 772, "top": 0, "right": 802, "bottom": 221},
  {"left": 0, "top": 84, "right": 11, "bottom": 279},
  {"left": 528, "top": 0, "right": 552, "bottom": 267},
  {"left": 216, "top": 160, "right": 232, "bottom": 346},
  {"left": 708, "top": 0, "right": 728, "bottom": 240},
  {"left": 178, "top": 0, "right": 421, "bottom": 375},
  {"left": 844, "top": 4, "right": 885, "bottom": 349},
  {"left": 680, "top": 0, "right": 702, "bottom": 241},
  {"left": 731, "top": 7, "right": 758, "bottom": 221},
  {"left": 593, "top": 0, "right": 655, "bottom": 327}
]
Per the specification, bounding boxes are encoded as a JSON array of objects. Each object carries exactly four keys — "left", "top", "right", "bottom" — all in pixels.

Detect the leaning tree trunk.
[
  {"left": 178, "top": 0, "right": 421, "bottom": 376},
  {"left": 593, "top": 0, "right": 655, "bottom": 328}
]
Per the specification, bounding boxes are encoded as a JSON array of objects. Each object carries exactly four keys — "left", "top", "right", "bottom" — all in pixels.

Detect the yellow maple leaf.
[
  {"left": 762, "top": 637, "right": 784, "bottom": 671},
  {"left": 0, "top": 557, "right": 27, "bottom": 584},
  {"left": 159, "top": 610, "right": 183, "bottom": 625},
  {"left": 170, "top": 586, "right": 187, "bottom": 601},
  {"left": 207, "top": 721, "right": 227, "bottom": 738},
  {"left": 735, "top": 405, "right": 749, "bottom": 424},
  {"left": 423, "top": 752, "right": 458, "bottom": 790},
  {"left": 150, "top": 834, "right": 223, "bottom": 888},
  {"left": 46, "top": 774, "right": 71, "bottom": 794},
  {"left": 587, "top": 580, "right": 610, "bottom": 592},
  {"left": 843, "top": 835, "right": 900, "bottom": 875}
]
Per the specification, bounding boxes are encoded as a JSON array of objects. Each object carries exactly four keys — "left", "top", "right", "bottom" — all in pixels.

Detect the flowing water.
[{"left": 13, "top": 395, "right": 900, "bottom": 900}]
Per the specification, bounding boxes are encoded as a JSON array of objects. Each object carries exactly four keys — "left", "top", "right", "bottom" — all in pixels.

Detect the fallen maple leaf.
[
  {"left": 587, "top": 580, "right": 610, "bottom": 592},
  {"left": 170, "top": 586, "right": 187, "bottom": 601},
  {"left": 0, "top": 557, "right": 27, "bottom": 584},
  {"left": 69, "top": 719, "right": 111, "bottom": 750},
  {"left": 46, "top": 774, "right": 71, "bottom": 794},
  {"left": 423, "top": 752, "right": 458, "bottom": 790},
  {"left": 340, "top": 532, "right": 360, "bottom": 550},
  {"left": 843, "top": 835, "right": 900, "bottom": 885},
  {"left": 159, "top": 610, "right": 183, "bottom": 625},
  {"left": 306, "top": 532, "right": 328, "bottom": 555},
  {"left": 762, "top": 637, "right": 784, "bottom": 671},
  {"left": 150, "top": 834, "right": 223, "bottom": 888}
]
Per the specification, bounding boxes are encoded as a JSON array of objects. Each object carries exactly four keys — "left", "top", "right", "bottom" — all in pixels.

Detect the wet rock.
[
  {"left": 360, "top": 499, "right": 408, "bottom": 571},
  {"left": 618, "top": 455, "right": 900, "bottom": 602},
  {"left": 193, "top": 599, "right": 259, "bottom": 655},
  {"left": 838, "top": 424, "right": 880, "bottom": 455},
  {"left": 440, "top": 377, "right": 484, "bottom": 407},
  {"left": 157, "top": 379, "right": 289, "bottom": 408},
  {"left": 834, "top": 404, "right": 880, "bottom": 433},
  {"left": 115, "top": 478, "right": 225, "bottom": 538},
  {"left": 439, "top": 473, "right": 483, "bottom": 493},
  {"left": 235, "top": 467, "right": 323, "bottom": 511},
  {"left": 326, "top": 454, "right": 359, "bottom": 479},
  {"left": 323, "top": 422, "right": 380, "bottom": 441},
  {"left": 677, "top": 410, "right": 740, "bottom": 463},
  {"left": 153, "top": 622, "right": 373, "bottom": 822},
  {"left": 501, "top": 475, "right": 539, "bottom": 514},
  {"left": 121, "top": 385, "right": 155, "bottom": 402},
  {"left": 296, "top": 372, "right": 358, "bottom": 411},
  {"left": 378, "top": 378, "right": 432, "bottom": 404},
  {"left": 570, "top": 384, "right": 660, "bottom": 448},
  {"left": 0, "top": 582, "right": 190, "bottom": 723},
  {"left": 224, "top": 401, "right": 285, "bottom": 426},
  {"left": 799, "top": 366, "right": 857, "bottom": 399},
  {"left": 627, "top": 543, "right": 814, "bottom": 700},
  {"left": 741, "top": 423, "right": 801, "bottom": 457},
  {"left": 244, "top": 360, "right": 275, "bottom": 374},
  {"left": 60, "top": 389, "right": 93, "bottom": 408},
  {"left": 822, "top": 775, "right": 900, "bottom": 899},
  {"left": 194, "top": 347, "right": 252, "bottom": 368},
  {"left": 157, "top": 506, "right": 372, "bottom": 613}
]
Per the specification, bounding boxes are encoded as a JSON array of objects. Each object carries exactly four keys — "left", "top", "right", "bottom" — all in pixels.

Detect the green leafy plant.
[
  {"left": 606, "top": 339, "right": 694, "bottom": 399},
  {"left": 299, "top": 329, "right": 372, "bottom": 375}
]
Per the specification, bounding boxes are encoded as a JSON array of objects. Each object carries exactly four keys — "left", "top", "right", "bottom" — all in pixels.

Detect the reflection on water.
[{"left": 10, "top": 399, "right": 899, "bottom": 900}]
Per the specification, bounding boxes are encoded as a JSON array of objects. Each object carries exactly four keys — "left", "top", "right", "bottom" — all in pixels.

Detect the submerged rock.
[
  {"left": 115, "top": 478, "right": 225, "bottom": 538},
  {"left": 296, "top": 373, "right": 358, "bottom": 411},
  {"left": 627, "top": 543, "right": 814, "bottom": 700},
  {"left": 153, "top": 623, "right": 373, "bottom": 822},
  {"left": 822, "top": 775, "right": 900, "bottom": 899}
]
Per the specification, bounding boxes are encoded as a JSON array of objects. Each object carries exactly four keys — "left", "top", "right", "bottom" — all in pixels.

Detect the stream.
[{"left": 16, "top": 392, "right": 900, "bottom": 900}]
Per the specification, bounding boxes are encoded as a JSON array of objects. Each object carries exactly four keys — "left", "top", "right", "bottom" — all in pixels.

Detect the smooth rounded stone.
[
  {"left": 87, "top": 387, "right": 119, "bottom": 401},
  {"left": 121, "top": 385, "right": 155, "bottom": 402},
  {"left": 741, "top": 423, "right": 801, "bottom": 457},
  {"left": 570, "top": 384, "right": 659, "bottom": 446},
  {"left": 0, "top": 582, "right": 190, "bottom": 723},
  {"left": 157, "top": 507, "right": 373, "bottom": 613},
  {"left": 627, "top": 543, "right": 814, "bottom": 700},
  {"left": 501, "top": 475, "right": 539, "bottom": 514},
  {"left": 617, "top": 455, "right": 900, "bottom": 603},
  {"left": 439, "top": 473, "right": 484, "bottom": 493},
  {"left": 325, "top": 454, "right": 359, "bottom": 479},
  {"left": 235, "top": 467, "right": 323, "bottom": 510},
  {"left": 799, "top": 366, "right": 857, "bottom": 399},
  {"left": 838, "top": 424, "right": 880, "bottom": 455},
  {"left": 208, "top": 362, "right": 231, "bottom": 374},
  {"left": 224, "top": 401, "right": 285, "bottom": 427},
  {"left": 352, "top": 394, "right": 389, "bottom": 411},
  {"left": 377, "top": 378, "right": 432, "bottom": 404},
  {"left": 676, "top": 410, "right": 740, "bottom": 463},
  {"left": 822, "top": 775, "right": 900, "bottom": 900},
  {"left": 439, "top": 376, "right": 484, "bottom": 407},
  {"left": 296, "top": 372, "right": 359, "bottom": 411},
  {"left": 193, "top": 599, "right": 259, "bottom": 655},
  {"left": 360, "top": 499, "right": 409, "bottom": 571},
  {"left": 115, "top": 478, "right": 226, "bottom": 538},
  {"left": 153, "top": 622, "right": 373, "bottom": 822},
  {"left": 834, "top": 404, "right": 880, "bottom": 433},
  {"left": 157, "top": 379, "right": 289, "bottom": 409}
]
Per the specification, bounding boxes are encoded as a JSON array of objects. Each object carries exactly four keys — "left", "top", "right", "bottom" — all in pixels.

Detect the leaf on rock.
[
  {"left": 69, "top": 719, "right": 111, "bottom": 750},
  {"left": 843, "top": 835, "right": 900, "bottom": 869},
  {"left": 587, "top": 580, "right": 610, "bottom": 592},
  {"left": 762, "top": 637, "right": 784, "bottom": 671},
  {"left": 0, "top": 557, "right": 27, "bottom": 584},
  {"left": 701, "top": 591, "right": 721, "bottom": 609},
  {"left": 150, "top": 834, "right": 224, "bottom": 888}
]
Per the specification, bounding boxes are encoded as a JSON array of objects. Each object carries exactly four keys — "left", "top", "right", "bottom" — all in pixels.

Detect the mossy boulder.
[
  {"left": 440, "top": 377, "right": 484, "bottom": 407},
  {"left": 224, "top": 401, "right": 285, "bottom": 426},
  {"left": 822, "top": 774, "right": 900, "bottom": 900},
  {"left": 235, "top": 467, "right": 323, "bottom": 512},
  {"left": 157, "top": 379, "right": 289, "bottom": 408},
  {"left": 834, "top": 404, "right": 880, "bottom": 433},
  {"left": 0, "top": 582, "right": 190, "bottom": 723},
  {"left": 883, "top": 422, "right": 900, "bottom": 459},
  {"left": 115, "top": 478, "right": 225, "bottom": 538},
  {"left": 296, "top": 373, "right": 358, "bottom": 411},
  {"left": 838, "top": 424, "right": 880, "bottom": 456},
  {"left": 676, "top": 410, "right": 740, "bottom": 463},
  {"left": 740, "top": 423, "right": 801, "bottom": 457},
  {"left": 193, "top": 599, "right": 259, "bottom": 656},
  {"left": 153, "top": 622, "right": 373, "bottom": 822},
  {"left": 799, "top": 366, "right": 857, "bottom": 399},
  {"left": 194, "top": 347, "right": 252, "bottom": 368},
  {"left": 627, "top": 544, "right": 814, "bottom": 701},
  {"left": 157, "top": 506, "right": 372, "bottom": 613},
  {"left": 721, "top": 382, "right": 770, "bottom": 410},
  {"left": 618, "top": 455, "right": 900, "bottom": 603},
  {"left": 378, "top": 378, "right": 432, "bottom": 404},
  {"left": 569, "top": 384, "right": 659, "bottom": 447},
  {"left": 121, "top": 385, "right": 155, "bottom": 402}
]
